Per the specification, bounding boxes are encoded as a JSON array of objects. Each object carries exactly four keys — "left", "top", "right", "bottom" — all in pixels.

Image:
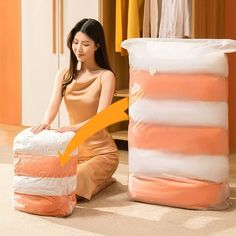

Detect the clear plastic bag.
[
  {"left": 13, "top": 128, "right": 77, "bottom": 216},
  {"left": 122, "top": 38, "right": 236, "bottom": 209}
]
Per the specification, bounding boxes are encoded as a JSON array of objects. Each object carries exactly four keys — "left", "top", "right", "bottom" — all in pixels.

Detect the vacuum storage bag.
[
  {"left": 122, "top": 38, "right": 236, "bottom": 209},
  {"left": 13, "top": 128, "right": 77, "bottom": 216}
]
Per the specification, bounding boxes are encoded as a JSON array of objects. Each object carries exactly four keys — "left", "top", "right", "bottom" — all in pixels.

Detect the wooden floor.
[
  {"left": 0, "top": 124, "right": 25, "bottom": 147},
  {"left": 1, "top": 124, "right": 236, "bottom": 176}
]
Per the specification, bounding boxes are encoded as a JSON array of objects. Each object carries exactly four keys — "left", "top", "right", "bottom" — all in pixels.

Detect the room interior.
[{"left": 1, "top": 0, "right": 236, "bottom": 235}]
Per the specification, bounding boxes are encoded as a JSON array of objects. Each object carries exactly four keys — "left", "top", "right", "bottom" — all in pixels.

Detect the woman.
[{"left": 32, "top": 18, "right": 119, "bottom": 200}]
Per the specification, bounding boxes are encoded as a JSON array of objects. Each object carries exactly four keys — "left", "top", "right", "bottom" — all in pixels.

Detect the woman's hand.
[{"left": 31, "top": 123, "right": 51, "bottom": 134}]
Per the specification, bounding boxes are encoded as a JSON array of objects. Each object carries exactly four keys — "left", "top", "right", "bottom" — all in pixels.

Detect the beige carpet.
[{"left": 1, "top": 147, "right": 236, "bottom": 236}]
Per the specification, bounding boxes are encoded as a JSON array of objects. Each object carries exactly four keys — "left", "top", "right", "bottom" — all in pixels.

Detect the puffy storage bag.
[
  {"left": 122, "top": 38, "right": 236, "bottom": 210},
  {"left": 13, "top": 128, "right": 77, "bottom": 216}
]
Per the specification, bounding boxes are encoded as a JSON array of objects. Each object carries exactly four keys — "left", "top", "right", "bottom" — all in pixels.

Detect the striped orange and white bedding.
[
  {"left": 122, "top": 38, "right": 236, "bottom": 209},
  {"left": 13, "top": 128, "right": 77, "bottom": 216}
]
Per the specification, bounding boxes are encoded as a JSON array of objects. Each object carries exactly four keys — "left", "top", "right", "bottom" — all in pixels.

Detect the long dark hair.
[{"left": 62, "top": 18, "right": 112, "bottom": 96}]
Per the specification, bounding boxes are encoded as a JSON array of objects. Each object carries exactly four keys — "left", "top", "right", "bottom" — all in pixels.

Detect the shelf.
[
  {"left": 114, "top": 89, "right": 129, "bottom": 98},
  {"left": 111, "top": 130, "right": 128, "bottom": 141},
  {"left": 112, "top": 90, "right": 129, "bottom": 142},
  {"left": 118, "top": 150, "right": 128, "bottom": 164}
]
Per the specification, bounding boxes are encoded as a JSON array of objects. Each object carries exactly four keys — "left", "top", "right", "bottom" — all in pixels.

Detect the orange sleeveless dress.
[{"left": 64, "top": 71, "right": 119, "bottom": 200}]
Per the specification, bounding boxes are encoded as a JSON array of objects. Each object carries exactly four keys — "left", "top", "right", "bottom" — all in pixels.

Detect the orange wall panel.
[
  {"left": 0, "top": 0, "right": 21, "bottom": 125},
  {"left": 225, "top": 0, "right": 236, "bottom": 152}
]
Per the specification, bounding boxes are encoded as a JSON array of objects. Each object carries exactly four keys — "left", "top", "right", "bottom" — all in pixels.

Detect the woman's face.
[{"left": 72, "top": 31, "right": 98, "bottom": 62}]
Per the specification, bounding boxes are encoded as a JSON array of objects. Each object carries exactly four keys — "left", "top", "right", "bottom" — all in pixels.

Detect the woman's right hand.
[{"left": 31, "top": 123, "right": 51, "bottom": 134}]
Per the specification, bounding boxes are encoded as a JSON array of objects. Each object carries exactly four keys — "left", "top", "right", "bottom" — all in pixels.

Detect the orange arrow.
[{"left": 59, "top": 97, "right": 129, "bottom": 166}]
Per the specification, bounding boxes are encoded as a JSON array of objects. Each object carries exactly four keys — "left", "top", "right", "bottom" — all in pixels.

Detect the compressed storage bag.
[
  {"left": 13, "top": 128, "right": 77, "bottom": 216},
  {"left": 122, "top": 38, "right": 236, "bottom": 210}
]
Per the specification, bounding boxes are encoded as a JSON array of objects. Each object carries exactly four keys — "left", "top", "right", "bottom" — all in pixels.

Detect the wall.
[
  {"left": 0, "top": 0, "right": 21, "bottom": 125},
  {"left": 225, "top": 0, "right": 236, "bottom": 152}
]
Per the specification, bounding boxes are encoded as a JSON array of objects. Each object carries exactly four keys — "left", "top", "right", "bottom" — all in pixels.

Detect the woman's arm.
[
  {"left": 56, "top": 70, "right": 115, "bottom": 133},
  {"left": 31, "top": 69, "right": 65, "bottom": 134},
  {"left": 97, "top": 70, "right": 116, "bottom": 113}
]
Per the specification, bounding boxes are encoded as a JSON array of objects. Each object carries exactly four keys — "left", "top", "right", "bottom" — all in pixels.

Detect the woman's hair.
[{"left": 62, "top": 18, "right": 112, "bottom": 96}]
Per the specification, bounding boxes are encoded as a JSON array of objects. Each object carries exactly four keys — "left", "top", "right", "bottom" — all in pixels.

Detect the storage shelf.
[
  {"left": 111, "top": 130, "right": 128, "bottom": 141},
  {"left": 114, "top": 89, "right": 129, "bottom": 98},
  {"left": 118, "top": 150, "right": 128, "bottom": 164}
]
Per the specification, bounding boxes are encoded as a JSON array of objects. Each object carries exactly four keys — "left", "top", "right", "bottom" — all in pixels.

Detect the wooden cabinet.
[
  {"left": 21, "top": 0, "right": 98, "bottom": 127},
  {"left": 112, "top": 89, "right": 129, "bottom": 141},
  {"left": 99, "top": 0, "right": 129, "bottom": 142},
  {"left": 192, "top": 0, "right": 224, "bottom": 39}
]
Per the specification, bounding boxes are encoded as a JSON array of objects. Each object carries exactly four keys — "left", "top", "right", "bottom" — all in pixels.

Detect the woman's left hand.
[{"left": 56, "top": 126, "right": 77, "bottom": 133}]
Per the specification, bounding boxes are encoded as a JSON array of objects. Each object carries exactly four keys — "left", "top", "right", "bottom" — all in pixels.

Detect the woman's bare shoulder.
[
  {"left": 100, "top": 69, "right": 115, "bottom": 80},
  {"left": 55, "top": 68, "right": 68, "bottom": 83}
]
